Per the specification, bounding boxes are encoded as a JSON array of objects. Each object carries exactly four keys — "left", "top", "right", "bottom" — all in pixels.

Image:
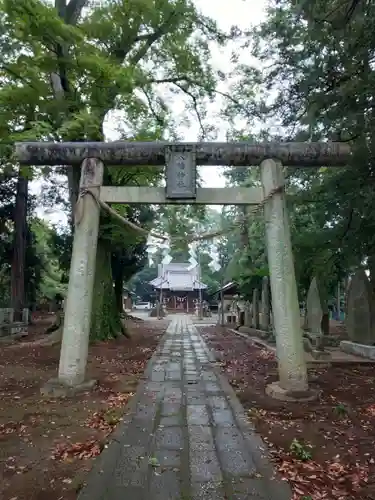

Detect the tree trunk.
[
  {"left": 321, "top": 313, "right": 330, "bottom": 335},
  {"left": 66, "top": 165, "right": 81, "bottom": 220},
  {"left": 11, "top": 169, "right": 28, "bottom": 321},
  {"left": 114, "top": 266, "right": 124, "bottom": 314},
  {"left": 90, "top": 240, "right": 130, "bottom": 341},
  {"left": 316, "top": 276, "right": 330, "bottom": 335},
  {"left": 367, "top": 255, "right": 375, "bottom": 298},
  {"left": 240, "top": 205, "right": 249, "bottom": 247}
]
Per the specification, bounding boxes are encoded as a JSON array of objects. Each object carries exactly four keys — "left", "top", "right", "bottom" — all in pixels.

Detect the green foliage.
[
  {"left": 220, "top": 0, "right": 375, "bottom": 301},
  {"left": 0, "top": 0, "right": 238, "bottom": 335},
  {"left": 221, "top": 161, "right": 269, "bottom": 299},
  {"left": 154, "top": 205, "right": 206, "bottom": 260},
  {"left": 333, "top": 403, "right": 349, "bottom": 417},
  {"left": 127, "top": 264, "right": 158, "bottom": 302},
  {"left": 289, "top": 438, "right": 312, "bottom": 461},
  {"left": 0, "top": 201, "right": 68, "bottom": 308},
  {"left": 31, "top": 219, "right": 68, "bottom": 301},
  {"left": 1, "top": 0, "right": 229, "bottom": 143},
  {"left": 260, "top": 0, "right": 375, "bottom": 284}
]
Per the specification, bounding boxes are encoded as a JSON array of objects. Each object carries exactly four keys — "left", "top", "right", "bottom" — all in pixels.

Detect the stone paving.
[{"left": 78, "top": 315, "right": 291, "bottom": 500}]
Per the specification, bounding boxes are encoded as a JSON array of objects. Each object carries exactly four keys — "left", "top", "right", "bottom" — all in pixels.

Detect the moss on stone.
[{"left": 90, "top": 240, "right": 130, "bottom": 341}]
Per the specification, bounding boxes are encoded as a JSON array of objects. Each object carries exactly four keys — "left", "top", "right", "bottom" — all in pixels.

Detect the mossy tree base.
[
  {"left": 44, "top": 242, "right": 131, "bottom": 343},
  {"left": 90, "top": 240, "right": 131, "bottom": 342},
  {"left": 44, "top": 310, "right": 63, "bottom": 335}
]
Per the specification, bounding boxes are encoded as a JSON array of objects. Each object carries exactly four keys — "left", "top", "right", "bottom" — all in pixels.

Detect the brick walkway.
[{"left": 78, "top": 315, "right": 291, "bottom": 500}]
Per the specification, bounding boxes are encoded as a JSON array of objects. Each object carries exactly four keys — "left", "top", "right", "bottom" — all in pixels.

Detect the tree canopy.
[
  {"left": 0, "top": 0, "right": 238, "bottom": 334},
  {"left": 218, "top": 0, "right": 374, "bottom": 302}
]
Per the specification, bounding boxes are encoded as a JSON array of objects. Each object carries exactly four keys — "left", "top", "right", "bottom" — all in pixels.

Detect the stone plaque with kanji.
[{"left": 165, "top": 147, "right": 197, "bottom": 199}]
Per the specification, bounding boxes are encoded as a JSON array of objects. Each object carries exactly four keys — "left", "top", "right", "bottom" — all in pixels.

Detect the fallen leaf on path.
[{"left": 51, "top": 440, "right": 102, "bottom": 461}]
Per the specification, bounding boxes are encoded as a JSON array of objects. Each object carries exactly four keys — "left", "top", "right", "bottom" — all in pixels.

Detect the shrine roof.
[{"left": 149, "top": 263, "right": 207, "bottom": 290}]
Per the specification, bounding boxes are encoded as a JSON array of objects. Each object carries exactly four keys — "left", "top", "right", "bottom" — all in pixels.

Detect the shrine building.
[{"left": 149, "top": 263, "right": 207, "bottom": 313}]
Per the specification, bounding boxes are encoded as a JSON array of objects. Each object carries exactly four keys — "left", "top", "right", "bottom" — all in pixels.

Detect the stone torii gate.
[{"left": 16, "top": 141, "right": 350, "bottom": 400}]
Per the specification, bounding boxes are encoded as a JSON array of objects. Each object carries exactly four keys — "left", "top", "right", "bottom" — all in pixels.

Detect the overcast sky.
[
  {"left": 104, "top": 0, "right": 267, "bottom": 187},
  {"left": 32, "top": 0, "right": 267, "bottom": 225},
  {"left": 195, "top": 0, "right": 266, "bottom": 185}
]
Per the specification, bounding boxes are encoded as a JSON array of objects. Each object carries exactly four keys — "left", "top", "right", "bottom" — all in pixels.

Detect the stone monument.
[
  {"left": 306, "top": 277, "right": 323, "bottom": 335},
  {"left": 304, "top": 277, "right": 330, "bottom": 359},
  {"left": 244, "top": 301, "right": 251, "bottom": 327},
  {"left": 345, "top": 269, "right": 375, "bottom": 345}
]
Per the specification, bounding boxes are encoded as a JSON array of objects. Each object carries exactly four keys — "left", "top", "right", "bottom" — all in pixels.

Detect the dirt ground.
[
  {"left": 200, "top": 325, "right": 375, "bottom": 500},
  {"left": 0, "top": 314, "right": 167, "bottom": 500}
]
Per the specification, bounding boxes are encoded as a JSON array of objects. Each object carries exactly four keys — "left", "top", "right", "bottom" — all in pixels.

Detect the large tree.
[
  {"left": 220, "top": 0, "right": 375, "bottom": 300},
  {"left": 0, "top": 0, "right": 234, "bottom": 339}
]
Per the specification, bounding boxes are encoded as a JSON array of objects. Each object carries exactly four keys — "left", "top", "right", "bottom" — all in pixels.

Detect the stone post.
[
  {"left": 261, "top": 159, "right": 311, "bottom": 400},
  {"left": 252, "top": 289, "right": 259, "bottom": 329},
  {"left": 260, "top": 276, "right": 270, "bottom": 331},
  {"left": 22, "top": 308, "right": 29, "bottom": 324},
  {"left": 244, "top": 301, "right": 251, "bottom": 327},
  {"left": 56, "top": 158, "right": 104, "bottom": 389}
]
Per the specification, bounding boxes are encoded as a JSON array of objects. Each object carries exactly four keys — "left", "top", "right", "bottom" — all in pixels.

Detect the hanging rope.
[
  {"left": 74, "top": 187, "right": 169, "bottom": 241},
  {"left": 73, "top": 183, "right": 285, "bottom": 243},
  {"left": 182, "top": 184, "right": 284, "bottom": 243}
]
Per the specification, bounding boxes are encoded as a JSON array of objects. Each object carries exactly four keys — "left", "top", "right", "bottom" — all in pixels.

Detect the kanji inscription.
[{"left": 165, "top": 147, "right": 197, "bottom": 199}]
